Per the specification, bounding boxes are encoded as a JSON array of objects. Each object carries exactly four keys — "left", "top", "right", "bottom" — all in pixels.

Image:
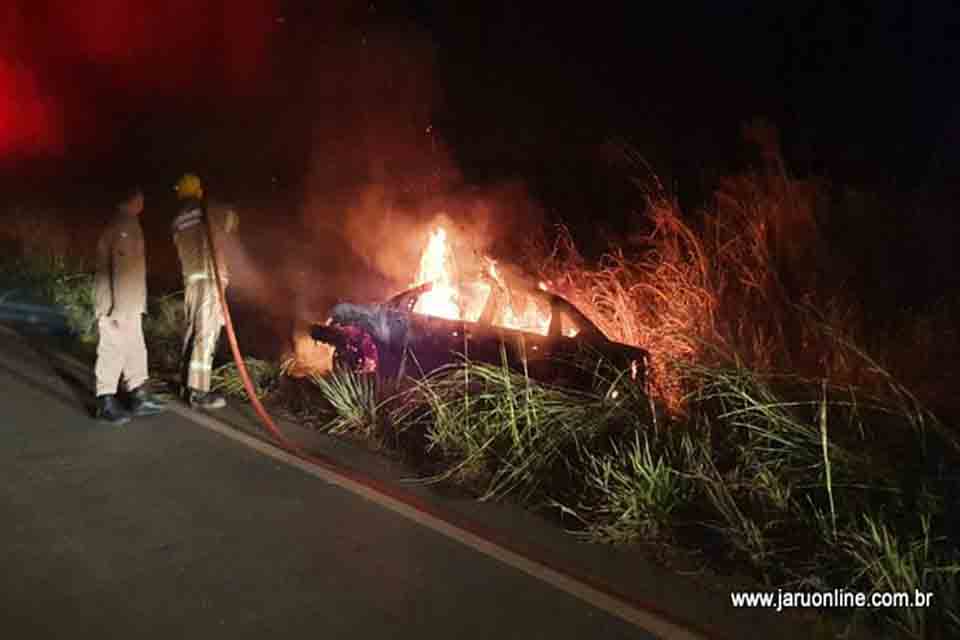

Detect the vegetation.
[
  {"left": 310, "top": 367, "right": 382, "bottom": 439},
  {"left": 141, "top": 291, "right": 186, "bottom": 374},
  {"left": 391, "top": 355, "right": 634, "bottom": 502},
  {"left": 3, "top": 122, "right": 958, "bottom": 638},
  {"left": 0, "top": 252, "right": 97, "bottom": 343},
  {"left": 212, "top": 357, "right": 283, "bottom": 402}
]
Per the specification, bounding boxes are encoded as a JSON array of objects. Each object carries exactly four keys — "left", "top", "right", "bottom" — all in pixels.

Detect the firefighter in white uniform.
[{"left": 93, "top": 186, "right": 166, "bottom": 423}]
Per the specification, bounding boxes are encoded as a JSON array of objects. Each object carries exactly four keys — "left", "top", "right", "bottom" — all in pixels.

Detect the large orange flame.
[
  {"left": 412, "top": 228, "right": 461, "bottom": 320},
  {"left": 411, "top": 226, "right": 577, "bottom": 337}
]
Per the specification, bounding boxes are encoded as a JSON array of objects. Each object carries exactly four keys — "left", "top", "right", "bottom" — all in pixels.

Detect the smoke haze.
[{"left": 1, "top": 2, "right": 550, "bottom": 358}]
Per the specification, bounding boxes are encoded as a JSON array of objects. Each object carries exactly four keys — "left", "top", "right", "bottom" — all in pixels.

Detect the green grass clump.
[
  {"left": 570, "top": 430, "right": 693, "bottom": 542},
  {"left": 310, "top": 366, "right": 381, "bottom": 438},
  {"left": 212, "top": 357, "right": 282, "bottom": 401}
]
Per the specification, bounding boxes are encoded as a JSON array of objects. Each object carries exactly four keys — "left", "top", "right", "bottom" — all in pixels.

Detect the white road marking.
[{"left": 11, "top": 337, "right": 707, "bottom": 640}]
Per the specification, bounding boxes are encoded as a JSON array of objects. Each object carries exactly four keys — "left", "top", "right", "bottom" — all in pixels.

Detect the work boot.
[
  {"left": 127, "top": 385, "right": 167, "bottom": 417},
  {"left": 95, "top": 394, "right": 131, "bottom": 426},
  {"left": 189, "top": 389, "right": 227, "bottom": 410}
]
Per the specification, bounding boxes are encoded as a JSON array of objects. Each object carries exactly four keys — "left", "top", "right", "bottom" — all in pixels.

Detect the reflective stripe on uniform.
[
  {"left": 172, "top": 209, "right": 205, "bottom": 233},
  {"left": 182, "top": 263, "right": 224, "bottom": 393}
]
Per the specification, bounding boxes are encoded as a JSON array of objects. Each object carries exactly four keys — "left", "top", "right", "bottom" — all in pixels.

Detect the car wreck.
[{"left": 310, "top": 280, "right": 650, "bottom": 392}]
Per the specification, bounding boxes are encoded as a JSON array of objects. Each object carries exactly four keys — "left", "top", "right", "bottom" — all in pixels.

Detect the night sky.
[
  {"left": 0, "top": 0, "right": 958, "bottom": 356},
  {"left": 1, "top": 1, "right": 958, "bottom": 257},
  {"left": 415, "top": 1, "right": 959, "bottom": 185}
]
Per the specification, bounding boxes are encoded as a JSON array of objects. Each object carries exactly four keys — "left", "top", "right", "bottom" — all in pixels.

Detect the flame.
[
  {"left": 485, "top": 258, "right": 550, "bottom": 334},
  {"left": 410, "top": 226, "right": 567, "bottom": 337},
  {"left": 502, "top": 295, "right": 549, "bottom": 335},
  {"left": 412, "top": 228, "right": 461, "bottom": 320}
]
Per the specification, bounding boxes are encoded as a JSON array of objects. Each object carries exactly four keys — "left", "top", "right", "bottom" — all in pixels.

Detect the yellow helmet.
[{"left": 174, "top": 173, "right": 204, "bottom": 199}]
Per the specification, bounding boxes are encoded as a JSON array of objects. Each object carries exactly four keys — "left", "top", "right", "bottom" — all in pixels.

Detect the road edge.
[{"left": 1, "top": 324, "right": 715, "bottom": 640}]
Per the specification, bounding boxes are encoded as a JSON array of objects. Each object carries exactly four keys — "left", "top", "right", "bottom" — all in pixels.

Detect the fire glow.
[
  {"left": 0, "top": 59, "right": 62, "bottom": 156},
  {"left": 412, "top": 228, "right": 461, "bottom": 321},
  {"left": 410, "top": 227, "right": 577, "bottom": 337}
]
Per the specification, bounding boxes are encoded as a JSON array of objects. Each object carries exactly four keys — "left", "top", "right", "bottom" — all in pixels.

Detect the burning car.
[
  {"left": 308, "top": 228, "right": 649, "bottom": 391},
  {"left": 310, "top": 282, "right": 649, "bottom": 391}
]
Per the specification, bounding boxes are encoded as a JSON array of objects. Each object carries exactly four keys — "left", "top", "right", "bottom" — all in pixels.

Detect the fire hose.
[
  {"left": 200, "top": 211, "right": 706, "bottom": 640},
  {"left": 204, "top": 208, "right": 305, "bottom": 455}
]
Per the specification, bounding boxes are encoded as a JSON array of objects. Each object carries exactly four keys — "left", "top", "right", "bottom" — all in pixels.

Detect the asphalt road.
[{"left": 0, "top": 335, "right": 658, "bottom": 639}]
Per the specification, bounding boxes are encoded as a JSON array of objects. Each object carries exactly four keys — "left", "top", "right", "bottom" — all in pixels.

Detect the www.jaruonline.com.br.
[{"left": 731, "top": 589, "right": 933, "bottom": 612}]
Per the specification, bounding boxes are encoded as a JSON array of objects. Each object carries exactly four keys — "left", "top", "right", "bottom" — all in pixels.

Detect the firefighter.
[
  {"left": 93, "top": 186, "right": 167, "bottom": 424},
  {"left": 171, "top": 173, "right": 239, "bottom": 410}
]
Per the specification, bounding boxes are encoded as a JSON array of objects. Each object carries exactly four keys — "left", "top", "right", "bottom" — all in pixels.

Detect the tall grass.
[
  {"left": 843, "top": 514, "right": 960, "bottom": 638},
  {"left": 534, "top": 216, "right": 711, "bottom": 412},
  {"left": 5, "top": 125, "right": 958, "bottom": 638},
  {"left": 520, "top": 130, "right": 960, "bottom": 633},
  {"left": 386, "top": 350, "right": 958, "bottom": 635},
  {"left": 681, "top": 361, "right": 959, "bottom": 633},
  {"left": 530, "top": 121, "right": 896, "bottom": 412},
  {"left": 393, "top": 355, "right": 641, "bottom": 503},
  {"left": 571, "top": 430, "right": 692, "bottom": 543}
]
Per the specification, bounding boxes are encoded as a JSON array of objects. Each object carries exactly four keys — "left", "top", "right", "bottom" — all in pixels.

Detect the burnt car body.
[{"left": 310, "top": 282, "right": 649, "bottom": 391}]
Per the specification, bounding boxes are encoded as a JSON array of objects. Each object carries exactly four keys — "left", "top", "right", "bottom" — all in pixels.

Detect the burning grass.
[
  {"left": 5, "top": 125, "right": 960, "bottom": 638},
  {"left": 527, "top": 140, "right": 925, "bottom": 418},
  {"left": 338, "top": 128, "right": 958, "bottom": 636},
  {"left": 532, "top": 212, "right": 711, "bottom": 412}
]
